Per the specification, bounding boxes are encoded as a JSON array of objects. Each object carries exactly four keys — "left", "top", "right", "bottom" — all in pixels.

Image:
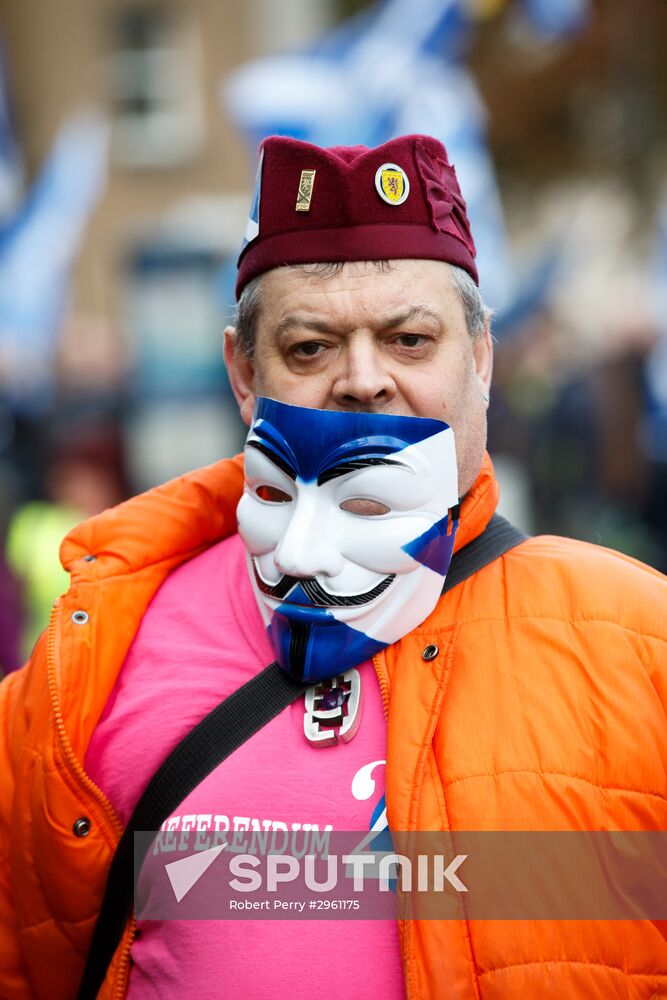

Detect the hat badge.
[
  {"left": 296, "top": 168, "right": 316, "bottom": 212},
  {"left": 375, "top": 162, "right": 410, "bottom": 206}
]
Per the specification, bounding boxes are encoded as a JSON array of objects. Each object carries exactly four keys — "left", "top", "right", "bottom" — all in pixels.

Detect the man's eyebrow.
[
  {"left": 317, "top": 457, "right": 404, "bottom": 486},
  {"left": 246, "top": 440, "right": 297, "bottom": 480},
  {"left": 381, "top": 305, "right": 442, "bottom": 330},
  {"left": 274, "top": 315, "right": 338, "bottom": 339},
  {"left": 274, "top": 306, "right": 441, "bottom": 340}
]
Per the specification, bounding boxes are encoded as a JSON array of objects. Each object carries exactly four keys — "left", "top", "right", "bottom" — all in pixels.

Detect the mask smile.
[{"left": 252, "top": 564, "right": 396, "bottom": 608}]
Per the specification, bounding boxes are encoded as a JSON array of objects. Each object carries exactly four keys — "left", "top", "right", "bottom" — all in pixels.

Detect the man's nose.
[
  {"left": 331, "top": 334, "right": 397, "bottom": 408},
  {"left": 273, "top": 490, "right": 343, "bottom": 579}
]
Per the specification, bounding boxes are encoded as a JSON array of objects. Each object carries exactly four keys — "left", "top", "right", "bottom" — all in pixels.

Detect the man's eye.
[
  {"left": 396, "top": 334, "right": 424, "bottom": 348},
  {"left": 340, "top": 498, "right": 390, "bottom": 516},
  {"left": 256, "top": 485, "right": 292, "bottom": 503},
  {"left": 293, "top": 341, "right": 324, "bottom": 357}
]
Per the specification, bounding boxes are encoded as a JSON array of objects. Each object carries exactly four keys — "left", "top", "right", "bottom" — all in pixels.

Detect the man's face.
[{"left": 225, "top": 259, "right": 492, "bottom": 496}]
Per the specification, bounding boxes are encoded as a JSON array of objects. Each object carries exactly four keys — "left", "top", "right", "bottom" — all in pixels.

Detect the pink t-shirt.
[{"left": 86, "top": 533, "right": 404, "bottom": 1000}]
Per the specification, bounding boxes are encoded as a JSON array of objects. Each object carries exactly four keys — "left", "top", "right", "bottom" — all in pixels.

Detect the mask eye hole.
[
  {"left": 340, "top": 498, "right": 390, "bottom": 516},
  {"left": 256, "top": 485, "right": 292, "bottom": 503}
]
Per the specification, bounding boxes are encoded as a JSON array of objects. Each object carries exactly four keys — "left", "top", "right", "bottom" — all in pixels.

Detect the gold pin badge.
[
  {"left": 296, "top": 169, "right": 316, "bottom": 212},
  {"left": 375, "top": 162, "right": 410, "bottom": 206}
]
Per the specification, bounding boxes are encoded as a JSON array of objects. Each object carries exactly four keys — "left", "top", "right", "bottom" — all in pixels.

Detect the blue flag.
[
  {"left": 0, "top": 111, "right": 109, "bottom": 411},
  {"left": 0, "top": 35, "right": 23, "bottom": 228}
]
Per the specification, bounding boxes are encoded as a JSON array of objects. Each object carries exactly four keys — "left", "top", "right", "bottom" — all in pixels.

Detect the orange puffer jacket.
[{"left": 1, "top": 453, "right": 666, "bottom": 999}]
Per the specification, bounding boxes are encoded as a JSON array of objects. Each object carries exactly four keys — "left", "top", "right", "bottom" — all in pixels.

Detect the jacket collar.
[
  {"left": 60, "top": 455, "right": 246, "bottom": 579},
  {"left": 453, "top": 451, "right": 499, "bottom": 554}
]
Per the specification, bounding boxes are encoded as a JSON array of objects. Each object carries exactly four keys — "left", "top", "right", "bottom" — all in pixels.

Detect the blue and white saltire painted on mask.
[{"left": 237, "top": 398, "right": 459, "bottom": 684}]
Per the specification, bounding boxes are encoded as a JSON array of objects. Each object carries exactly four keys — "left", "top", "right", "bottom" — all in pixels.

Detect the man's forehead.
[
  {"left": 262, "top": 257, "right": 452, "bottom": 290},
  {"left": 258, "top": 258, "right": 455, "bottom": 326}
]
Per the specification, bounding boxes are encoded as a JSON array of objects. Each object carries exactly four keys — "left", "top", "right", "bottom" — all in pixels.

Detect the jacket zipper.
[
  {"left": 372, "top": 652, "right": 390, "bottom": 721},
  {"left": 46, "top": 598, "right": 125, "bottom": 834},
  {"left": 373, "top": 650, "right": 418, "bottom": 999},
  {"left": 112, "top": 915, "right": 136, "bottom": 1000},
  {"left": 46, "top": 599, "right": 135, "bottom": 997}
]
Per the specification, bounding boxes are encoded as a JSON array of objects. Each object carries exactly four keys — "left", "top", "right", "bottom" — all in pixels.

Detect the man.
[{"left": 1, "top": 134, "right": 665, "bottom": 999}]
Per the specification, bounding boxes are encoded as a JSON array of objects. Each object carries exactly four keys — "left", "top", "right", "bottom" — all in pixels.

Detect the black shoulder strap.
[
  {"left": 77, "top": 512, "right": 528, "bottom": 999},
  {"left": 76, "top": 665, "right": 308, "bottom": 1000},
  {"left": 443, "top": 512, "right": 529, "bottom": 594}
]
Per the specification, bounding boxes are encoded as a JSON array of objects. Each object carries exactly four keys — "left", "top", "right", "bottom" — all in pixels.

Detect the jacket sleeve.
[{"left": 0, "top": 650, "right": 41, "bottom": 1000}]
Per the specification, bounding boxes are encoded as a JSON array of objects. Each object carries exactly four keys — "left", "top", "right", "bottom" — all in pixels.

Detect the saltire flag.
[
  {"left": 0, "top": 34, "right": 23, "bottom": 228},
  {"left": 0, "top": 110, "right": 109, "bottom": 412}
]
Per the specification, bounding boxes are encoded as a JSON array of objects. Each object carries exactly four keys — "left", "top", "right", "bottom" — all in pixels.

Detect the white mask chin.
[{"left": 237, "top": 398, "right": 459, "bottom": 683}]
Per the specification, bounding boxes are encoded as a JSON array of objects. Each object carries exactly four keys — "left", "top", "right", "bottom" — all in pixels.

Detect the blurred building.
[
  {"left": 0, "top": 0, "right": 335, "bottom": 310},
  {"left": 0, "top": 0, "right": 336, "bottom": 489}
]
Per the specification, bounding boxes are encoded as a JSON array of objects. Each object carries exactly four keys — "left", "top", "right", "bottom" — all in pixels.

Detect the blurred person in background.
[
  {"left": 5, "top": 423, "right": 125, "bottom": 659},
  {"left": 488, "top": 311, "right": 667, "bottom": 569},
  {"left": 0, "top": 134, "right": 666, "bottom": 1000}
]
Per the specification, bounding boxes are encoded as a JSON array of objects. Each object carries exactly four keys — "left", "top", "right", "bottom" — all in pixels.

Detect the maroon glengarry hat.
[{"left": 235, "top": 133, "right": 478, "bottom": 299}]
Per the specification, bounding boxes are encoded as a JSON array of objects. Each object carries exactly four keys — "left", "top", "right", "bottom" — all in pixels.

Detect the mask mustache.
[{"left": 253, "top": 566, "right": 395, "bottom": 607}]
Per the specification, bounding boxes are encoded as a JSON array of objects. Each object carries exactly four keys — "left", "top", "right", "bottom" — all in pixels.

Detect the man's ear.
[
  {"left": 224, "top": 326, "right": 256, "bottom": 427},
  {"left": 472, "top": 314, "right": 493, "bottom": 397}
]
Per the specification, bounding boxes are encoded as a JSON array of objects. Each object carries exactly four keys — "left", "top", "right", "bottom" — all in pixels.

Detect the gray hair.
[{"left": 233, "top": 261, "right": 489, "bottom": 359}]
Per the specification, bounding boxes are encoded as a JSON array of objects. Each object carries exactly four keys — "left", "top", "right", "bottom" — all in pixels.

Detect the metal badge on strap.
[{"left": 304, "top": 669, "right": 363, "bottom": 747}]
